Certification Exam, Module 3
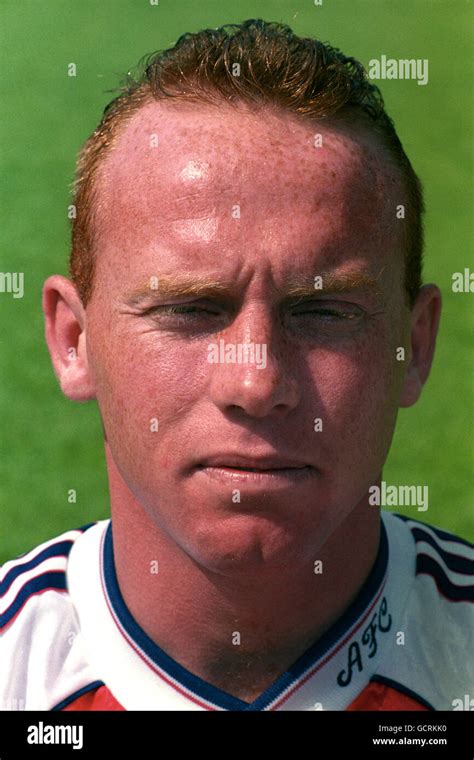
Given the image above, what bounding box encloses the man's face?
[84,102,410,572]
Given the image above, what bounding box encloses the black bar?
[0,710,471,758]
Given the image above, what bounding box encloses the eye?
[144,302,224,326]
[291,301,364,320]
[154,305,217,316]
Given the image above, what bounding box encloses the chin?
[182,513,318,576]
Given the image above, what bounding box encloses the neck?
[107,449,381,703]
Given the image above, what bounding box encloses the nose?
[207,305,301,418]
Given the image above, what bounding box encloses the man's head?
[44,20,441,574]
[69,19,424,308]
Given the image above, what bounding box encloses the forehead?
[94,101,403,284]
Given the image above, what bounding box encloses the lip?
[193,452,315,489]
[196,464,315,487]
[197,453,310,470]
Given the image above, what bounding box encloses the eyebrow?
[124,271,382,306]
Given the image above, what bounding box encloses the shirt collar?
[98,515,397,710]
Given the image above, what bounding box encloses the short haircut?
[69,18,424,307]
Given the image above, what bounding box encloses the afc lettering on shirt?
[337,597,392,687]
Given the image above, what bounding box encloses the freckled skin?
[43,101,441,699]
[89,103,408,564]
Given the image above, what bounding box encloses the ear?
[42,275,96,401]
[399,284,442,408]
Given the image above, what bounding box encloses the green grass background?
[0,0,472,561]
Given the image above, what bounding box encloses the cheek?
[88,329,208,453]
[309,330,405,455]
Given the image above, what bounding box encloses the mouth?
[198,464,309,473]
[194,461,315,487]
[196,453,311,470]
[219,466,298,473]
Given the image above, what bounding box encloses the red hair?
[70,19,424,306]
